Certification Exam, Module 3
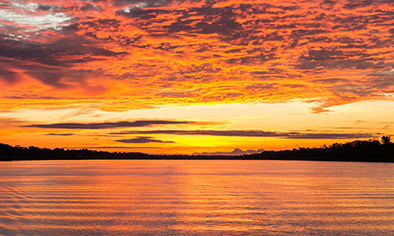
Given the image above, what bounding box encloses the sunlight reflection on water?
[0,160,393,235]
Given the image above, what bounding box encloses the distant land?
[0,136,393,162]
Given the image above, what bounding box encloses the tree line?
[250,136,393,162]
[0,144,148,161]
[0,136,393,162]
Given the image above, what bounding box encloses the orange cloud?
[0,0,393,114]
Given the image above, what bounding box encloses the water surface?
[0,160,393,235]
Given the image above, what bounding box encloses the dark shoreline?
[1,137,393,162]
[2,157,394,163]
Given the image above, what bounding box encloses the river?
[0,160,393,235]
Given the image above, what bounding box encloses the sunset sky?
[0,0,393,154]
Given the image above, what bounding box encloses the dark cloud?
[368,69,394,78]
[367,77,394,90]
[116,136,175,143]
[0,68,19,84]
[0,42,124,90]
[0,35,129,89]
[66,146,161,149]
[0,38,127,67]
[27,71,69,89]
[3,95,59,99]
[286,133,375,139]
[113,0,176,7]
[0,58,102,90]
[226,51,275,65]
[36,4,58,11]
[117,5,244,39]
[296,49,389,70]
[313,78,347,84]
[117,8,173,20]
[322,0,337,6]
[80,4,102,11]
[366,69,394,91]
[46,133,75,136]
[26,120,196,129]
[110,130,375,139]
[343,0,393,9]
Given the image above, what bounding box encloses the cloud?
[116,136,175,143]
[0,4,71,32]
[110,130,375,139]
[0,0,393,112]
[194,148,265,156]
[80,4,102,12]
[0,37,127,90]
[46,133,74,136]
[65,146,161,149]
[0,38,126,67]
[296,48,389,71]
[343,0,393,9]
[25,120,196,129]
[3,95,59,100]
[0,117,26,126]
[0,68,19,84]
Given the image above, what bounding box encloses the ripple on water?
[0,160,393,235]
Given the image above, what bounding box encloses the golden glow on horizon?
[0,101,393,154]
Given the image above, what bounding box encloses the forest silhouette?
[0,136,393,162]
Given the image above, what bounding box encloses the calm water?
[0,160,393,235]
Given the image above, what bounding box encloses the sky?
[0,0,393,154]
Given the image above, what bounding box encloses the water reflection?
[0,160,393,235]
